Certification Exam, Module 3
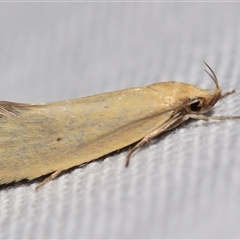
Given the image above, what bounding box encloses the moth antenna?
[203,61,222,102]
[203,61,220,90]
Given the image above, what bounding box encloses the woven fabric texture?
[0,3,240,238]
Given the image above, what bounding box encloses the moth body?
[0,63,239,188]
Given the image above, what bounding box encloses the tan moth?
[0,62,239,189]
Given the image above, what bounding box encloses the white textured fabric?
[1,3,240,238]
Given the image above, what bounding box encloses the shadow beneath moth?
[0,62,239,190]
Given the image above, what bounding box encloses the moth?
[0,62,239,189]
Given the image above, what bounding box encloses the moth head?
[184,62,222,114]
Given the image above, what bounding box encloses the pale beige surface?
[0,2,240,238]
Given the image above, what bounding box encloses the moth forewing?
[0,87,175,185]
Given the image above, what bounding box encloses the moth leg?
[188,114,240,121]
[125,115,185,167]
[36,170,62,191]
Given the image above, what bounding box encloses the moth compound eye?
[190,100,202,112]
